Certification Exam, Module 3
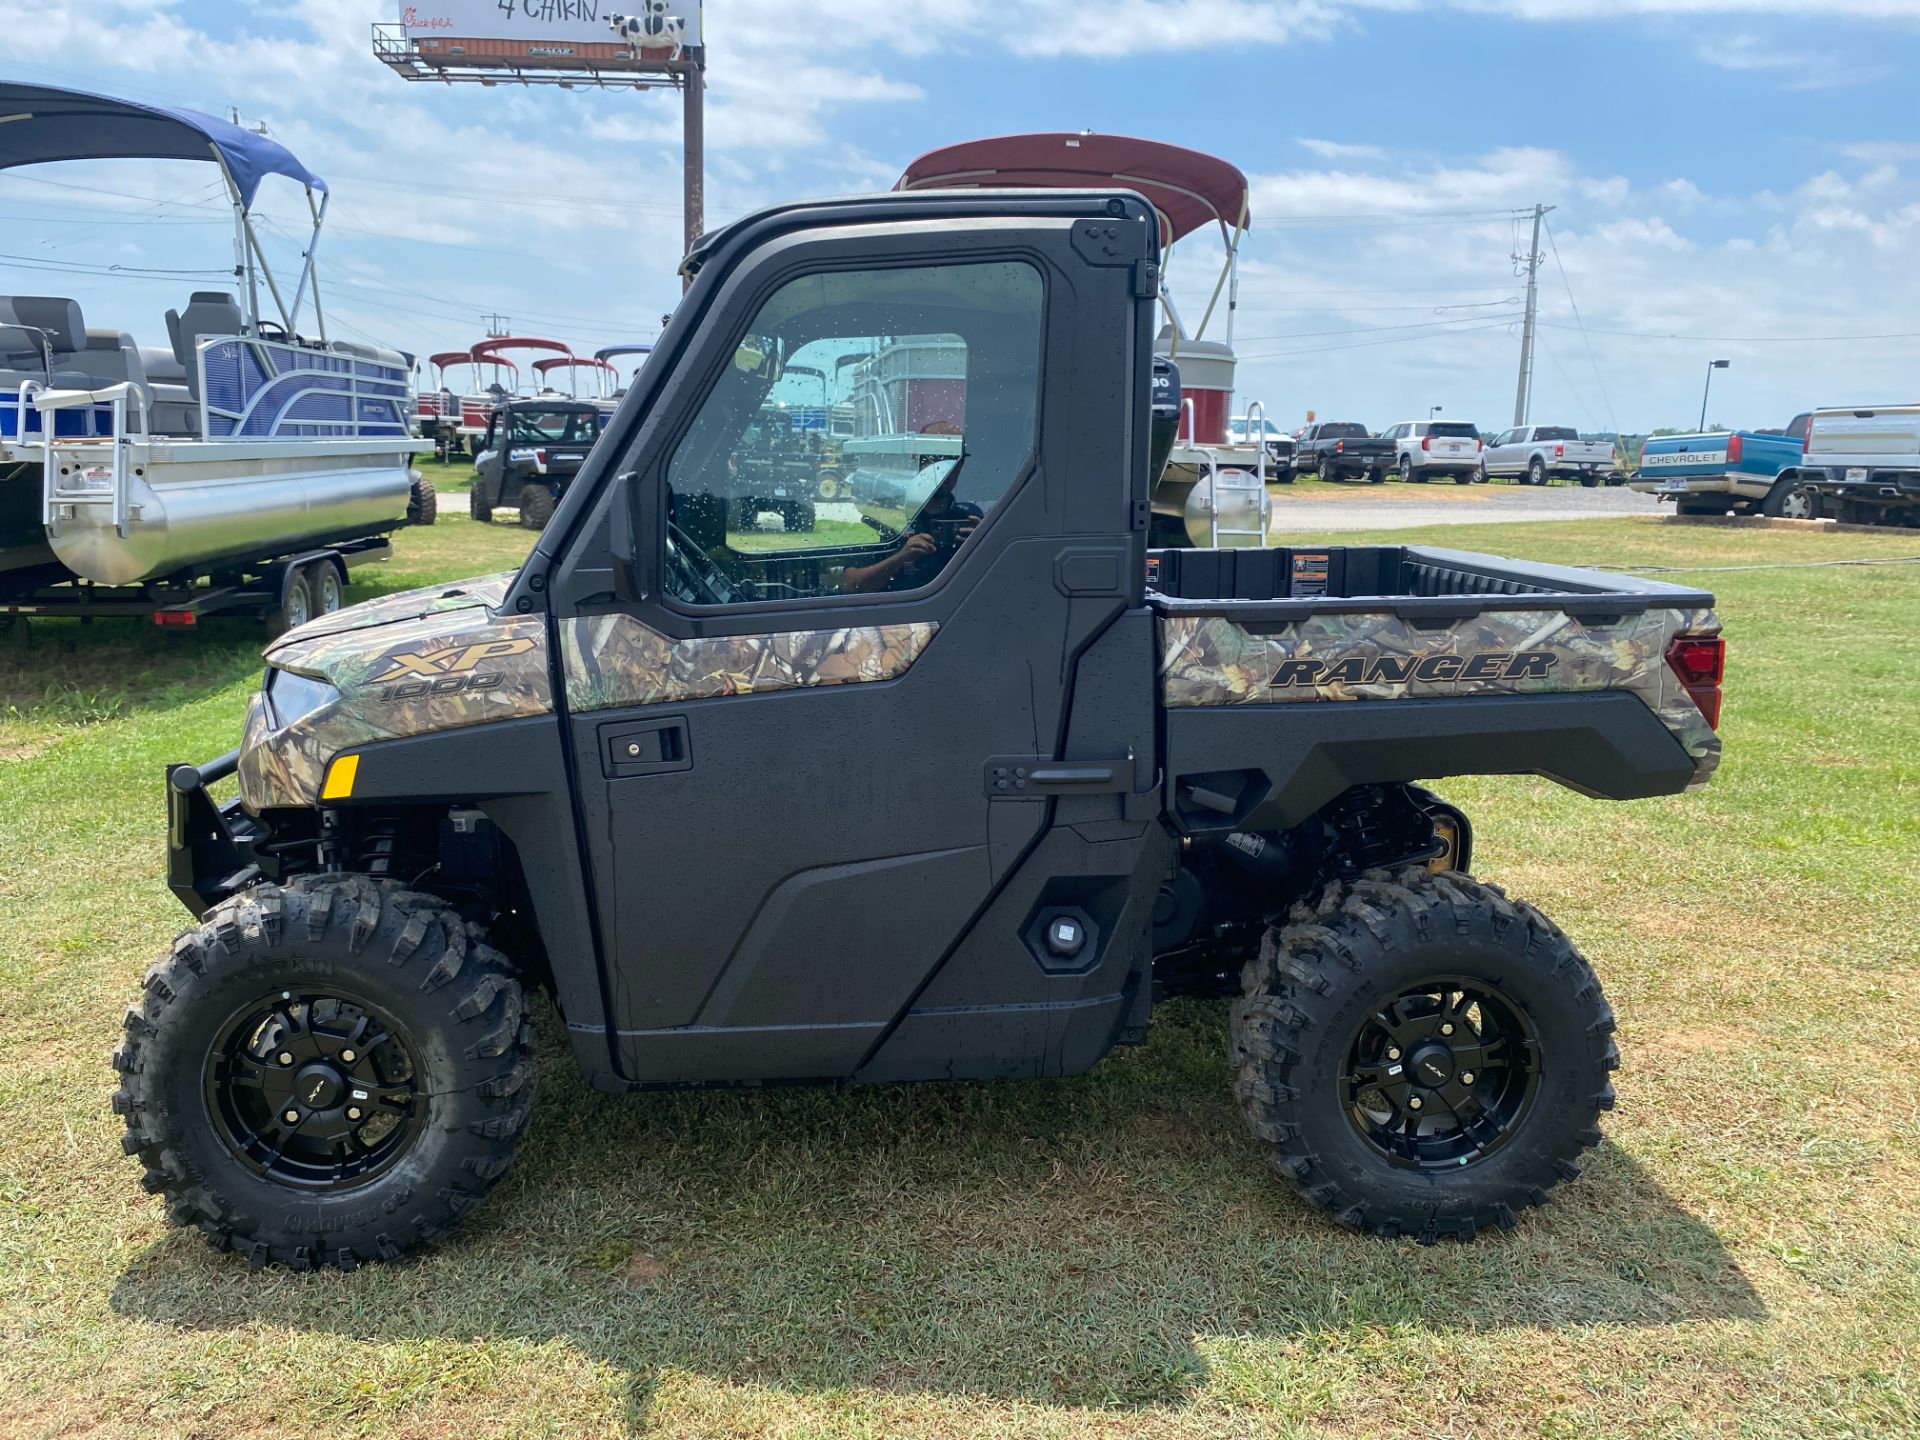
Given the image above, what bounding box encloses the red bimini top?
[896,132,1249,247]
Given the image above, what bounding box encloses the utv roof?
[500,396,600,411]
[0,81,325,206]
[897,133,1250,246]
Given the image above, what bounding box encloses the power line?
[1235,311,1525,344]
[1542,219,1617,434]
[1239,319,1521,360]
[1537,320,1920,343]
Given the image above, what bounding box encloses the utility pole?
[1512,203,1554,428]
[484,312,509,339]
[682,55,705,268]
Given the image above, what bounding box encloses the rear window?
[1323,423,1369,439]
[1431,422,1480,439]
[510,409,601,444]
[1535,426,1579,441]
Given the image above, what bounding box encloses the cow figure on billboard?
[610,3,687,60]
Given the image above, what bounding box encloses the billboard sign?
[399,1,702,53]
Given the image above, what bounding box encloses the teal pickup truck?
[1630,415,1814,516]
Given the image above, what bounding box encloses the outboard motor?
[1148,356,1181,487]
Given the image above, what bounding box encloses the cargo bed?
[1147,545,1726,823]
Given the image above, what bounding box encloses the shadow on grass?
[110,1002,1764,1424]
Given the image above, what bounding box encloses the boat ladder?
[29,381,136,540]
[1188,397,1270,548]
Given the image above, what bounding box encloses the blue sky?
[6,0,1920,433]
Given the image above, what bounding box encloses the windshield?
[510,409,600,444]
[1431,422,1480,439]
[1535,426,1579,441]
[1323,423,1369,439]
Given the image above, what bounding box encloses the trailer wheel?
[407,476,438,527]
[311,561,345,616]
[114,877,536,1271]
[518,484,556,531]
[265,568,313,639]
[1232,867,1617,1242]
[469,486,494,524]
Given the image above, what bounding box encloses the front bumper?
[166,750,263,918]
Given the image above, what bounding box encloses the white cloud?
[1298,138,1390,161]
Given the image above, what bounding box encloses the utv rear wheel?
[518,484,556,530]
[1231,868,1617,1242]
[113,878,536,1271]
[469,485,493,523]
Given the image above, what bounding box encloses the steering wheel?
[663,523,736,605]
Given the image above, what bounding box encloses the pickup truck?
[1776,404,1920,526]
[127,184,1726,1271]
[1294,421,1391,482]
[1629,416,1810,515]
[1484,425,1619,486]
[1382,419,1483,483]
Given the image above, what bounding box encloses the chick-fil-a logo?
[401,7,456,28]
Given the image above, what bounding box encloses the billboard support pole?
[682,51,705,289]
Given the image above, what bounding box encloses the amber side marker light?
[1666,635,1726,730]
[320,754,360,801]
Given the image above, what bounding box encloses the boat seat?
[139,346,188,384]
[0,295,87,364]
[165,291,245,401]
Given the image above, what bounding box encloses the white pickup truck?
[1776,404,1920,526]
[1483,425,1619,486]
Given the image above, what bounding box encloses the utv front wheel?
[114,878,536,1270]
[1232,868,1617,1241]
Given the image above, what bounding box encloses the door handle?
[601,716,692,778]
[984,755,1131,797]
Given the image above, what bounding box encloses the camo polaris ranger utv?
[123,189,1726,1270]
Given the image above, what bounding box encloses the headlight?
[265,668,341,728]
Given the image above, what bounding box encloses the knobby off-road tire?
[114,877,536,1271]
[518,484,557,531]
[1231,867,1618,1242]
[407,476,438,527]
[469,484,494,523]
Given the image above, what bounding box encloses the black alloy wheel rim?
[1341,976,1541,1170]
[204,990,426,1190]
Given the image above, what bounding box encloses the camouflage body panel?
[562,614,937,712]
[240,602,552,811]
[263,572,516,659]
[238,569,938,809]
[1159,603,1723,789]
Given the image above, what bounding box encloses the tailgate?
[1809,407,1920,464]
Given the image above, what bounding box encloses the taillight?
[1555,443,1565,458]
[535,448,548,467]
[1422,435,1433,451]
[1726,434,1744,464]
[1476,436,1484,452]
[1666,634,1726,730]
[1336,439,1345,453]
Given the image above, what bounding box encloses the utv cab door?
[544,201,1167,1087]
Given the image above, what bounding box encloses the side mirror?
[609,472,642,604]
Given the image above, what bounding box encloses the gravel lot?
[1271,481,1663,533]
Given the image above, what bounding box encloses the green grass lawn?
[2,515,1917,1438]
